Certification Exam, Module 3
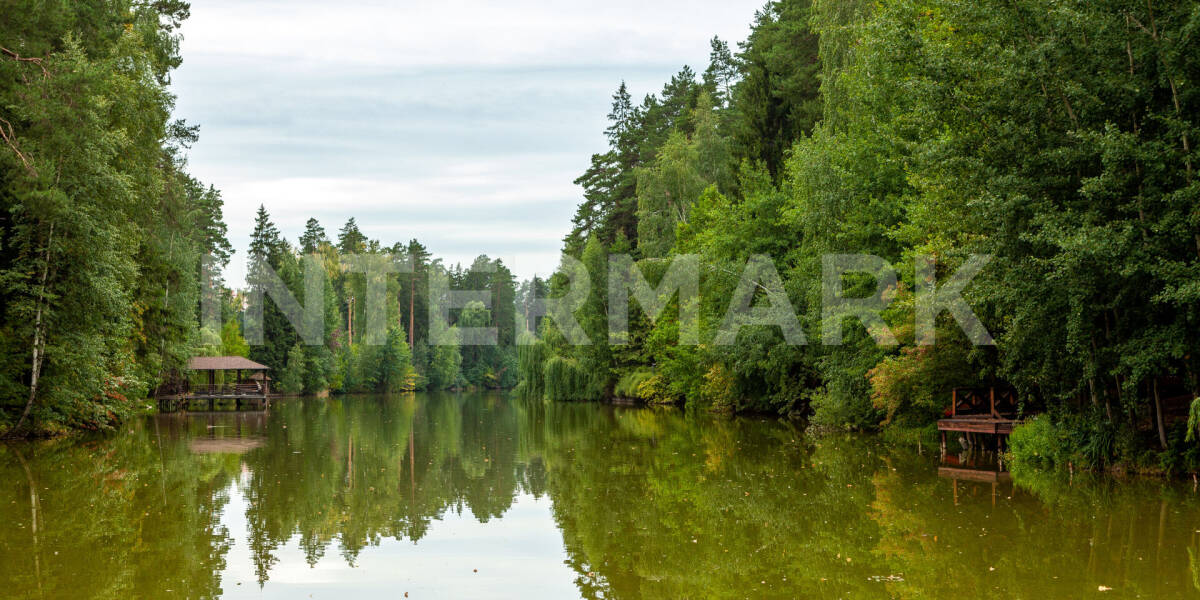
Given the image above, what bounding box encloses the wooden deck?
[158,392,270,412]
[159,356,273,412]
[937,417,1017,435]
[938,386,1020,454]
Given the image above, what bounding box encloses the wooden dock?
[158,392,269,412]
[938,386,1019,454]
[158,356,272,412]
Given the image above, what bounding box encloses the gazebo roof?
[187,356,270,371]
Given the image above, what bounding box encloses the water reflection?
[2,393,1200,598]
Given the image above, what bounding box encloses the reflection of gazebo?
[182,356,271,408]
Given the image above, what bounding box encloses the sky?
[171,0,765,287]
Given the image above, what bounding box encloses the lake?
[2,393,1198,598]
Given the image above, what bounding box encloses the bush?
[613,369,655,400]
[543,356,591,402]
[1008,415,1066,468]
[810,378,882,431]
[516,333,549,398]
[1008,410,1123,471]
[699,363,737,412]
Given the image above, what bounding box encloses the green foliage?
[1187,397,1200,443]
[543,356,591,402]
[302,345,332,395]
[1009,411,1131,472]
[516,332,550,399]
[278,344,306,396]
[0,2,234,434]
[220,319,250,358]
[730,0,822,178]
[1007,416,1067,469]
[523,0,1200,474]
[427,326,462,391]
[613,369,658,400]
[377,325,416,393]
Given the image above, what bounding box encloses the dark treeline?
[222,208,521,397]
[517,0,1200,472]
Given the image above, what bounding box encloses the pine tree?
[731,0,821,178]
[299,218,328,254]
[703,37,738,107]
[378,325,416,393]
[246,206,298,372]
[279,343,306,395]
[337,217,367,255]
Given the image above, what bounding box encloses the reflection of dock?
[939,454,1012,505]
[938,465,1012,483]
[189,437,265,454]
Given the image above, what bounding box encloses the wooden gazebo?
[159,356,271,411]
[938,386,1018,454]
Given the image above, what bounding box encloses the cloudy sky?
[171,0,764,286]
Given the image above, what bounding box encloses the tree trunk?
[4,222,53,439]
[1153,378,1167,449]
[11,445,43,594]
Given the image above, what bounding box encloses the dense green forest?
[517,0,1200,472]
[0,2,521,437]
[0,2,231,435]
[2,0,1199,475]
[224,208,522,398]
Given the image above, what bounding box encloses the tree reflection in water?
[2,393,1200,599]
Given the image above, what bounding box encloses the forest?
[0,2,229,436]
[221,208,525,399]
[0,2,524,437]
[516,0,1200,473]
[1,0,1199,475]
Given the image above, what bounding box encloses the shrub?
[1008,415,1066,468]
[1009,410,1123,471]
[614,369,655,400]
[543,356,590,402]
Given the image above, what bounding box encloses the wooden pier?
[158,356,272,412]
[938,386,1018,454]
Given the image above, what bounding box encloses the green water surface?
[2,393,1198,598]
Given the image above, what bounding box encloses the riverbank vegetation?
[0,3,520,437]
[1,0,1198,478]
[516,0,1200,473]
[0,2,232,436]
